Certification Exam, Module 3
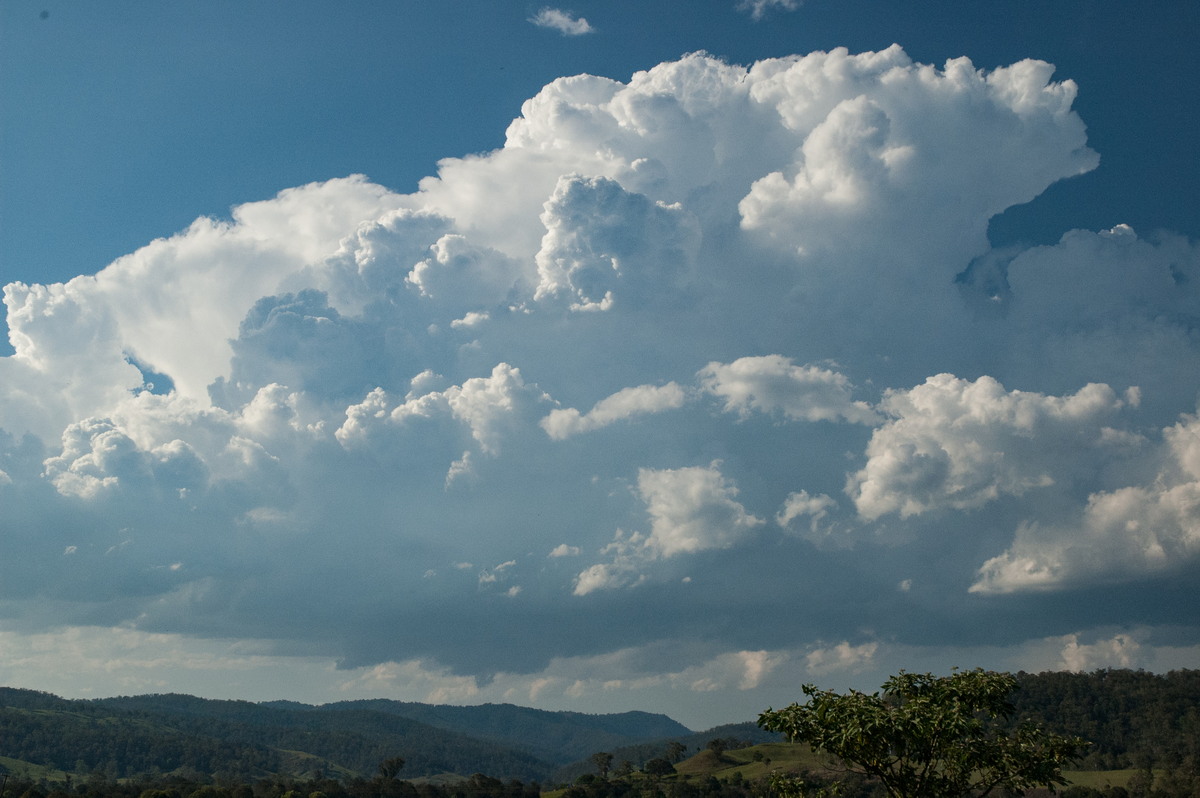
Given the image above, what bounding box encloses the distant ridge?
[275,699,694,764]
[4,671,1200,785]
[0,687,700,782]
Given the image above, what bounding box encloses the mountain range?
[3,669,1196,786]
[0,687,768,783]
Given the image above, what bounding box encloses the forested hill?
[0,688,693,783]
[260,699,692,765]
[1,669,1198,784]
[1012,668,1200,769]
[0,687,552,781]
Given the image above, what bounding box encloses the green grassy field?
[0,754,72,782]
[674,742,834,780]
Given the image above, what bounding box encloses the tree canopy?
[758,669,1087,798]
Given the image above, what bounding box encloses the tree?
[666,742,688,764]
[706,739,728,758]
[758,669,1087,798]
[377,757,405,781]
[590,752,613,780]
[643,758,675,778]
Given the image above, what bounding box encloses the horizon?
[1,0,1198,733]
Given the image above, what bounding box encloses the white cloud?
[340,659,483,705]
[1059,633,1143,671]
[337,363,549,456]
[739,50,1097,291]
[541,382,686,439]
[528,8,594,36]
[534,175,700,310]
[639,462,765,557]
[573,463,765,593]
[699,355,877,424]
[971,419,1200,594]
[849,375,1134,521]
[776,490,838,539]
[737,0,800,20]
[572,531,649,595]
[0,42,1195,718]
[804,641,879,676]
[407,234,528,313]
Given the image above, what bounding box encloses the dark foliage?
[0,689,549,781]
[278,701,692,765]
[549,723,777,784]
[2,669,1199,796]
[1011,669,1200,770]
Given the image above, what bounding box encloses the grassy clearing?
[548,743,1144,795]
[675,743,835,781]
[1062,769,1140,789]
[0,755,72,782]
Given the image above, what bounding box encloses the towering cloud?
[1,46,1196,717]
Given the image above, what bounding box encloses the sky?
[0,0,1199,732]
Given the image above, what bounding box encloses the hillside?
[1,669,1197,790]
[267,699,693,765]
[548,721,781,784]
[0,688,692,783]
[1011,669,1200,769]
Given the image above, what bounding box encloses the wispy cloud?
[529,7,594,36]
[737,0,801,21]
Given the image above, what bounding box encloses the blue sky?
[0,0,1199,731]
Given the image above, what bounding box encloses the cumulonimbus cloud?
[0,44,1195,703]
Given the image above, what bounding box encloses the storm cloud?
[1,46,1198,727]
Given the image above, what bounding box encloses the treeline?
[0,689,551,781]
[291,702,689,766]
[549,727,777,784]
[1012,669,1200,770]
[2,669,1198,796]
[0,773,541,798]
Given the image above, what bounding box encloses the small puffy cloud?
[849,375,1133,521]
[804,640,878,676]
[573,562,627,596]
[699,355,877,424]
[971,410,1200,594]
[776,490,838,539]
[479,560,517,585]
[446,364,550,454]
[1059,633,1143,672]
[541,382,686,439]
[639,462,765,557]
[572,531,649,595]
[528,7,594,36]
[338,659,482,705]
[574,463,764,594]
[684,649,786,692]
[450,312,489,329]
[337,363,549,456]
[549,544,580,558]
[737,0,800,20]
